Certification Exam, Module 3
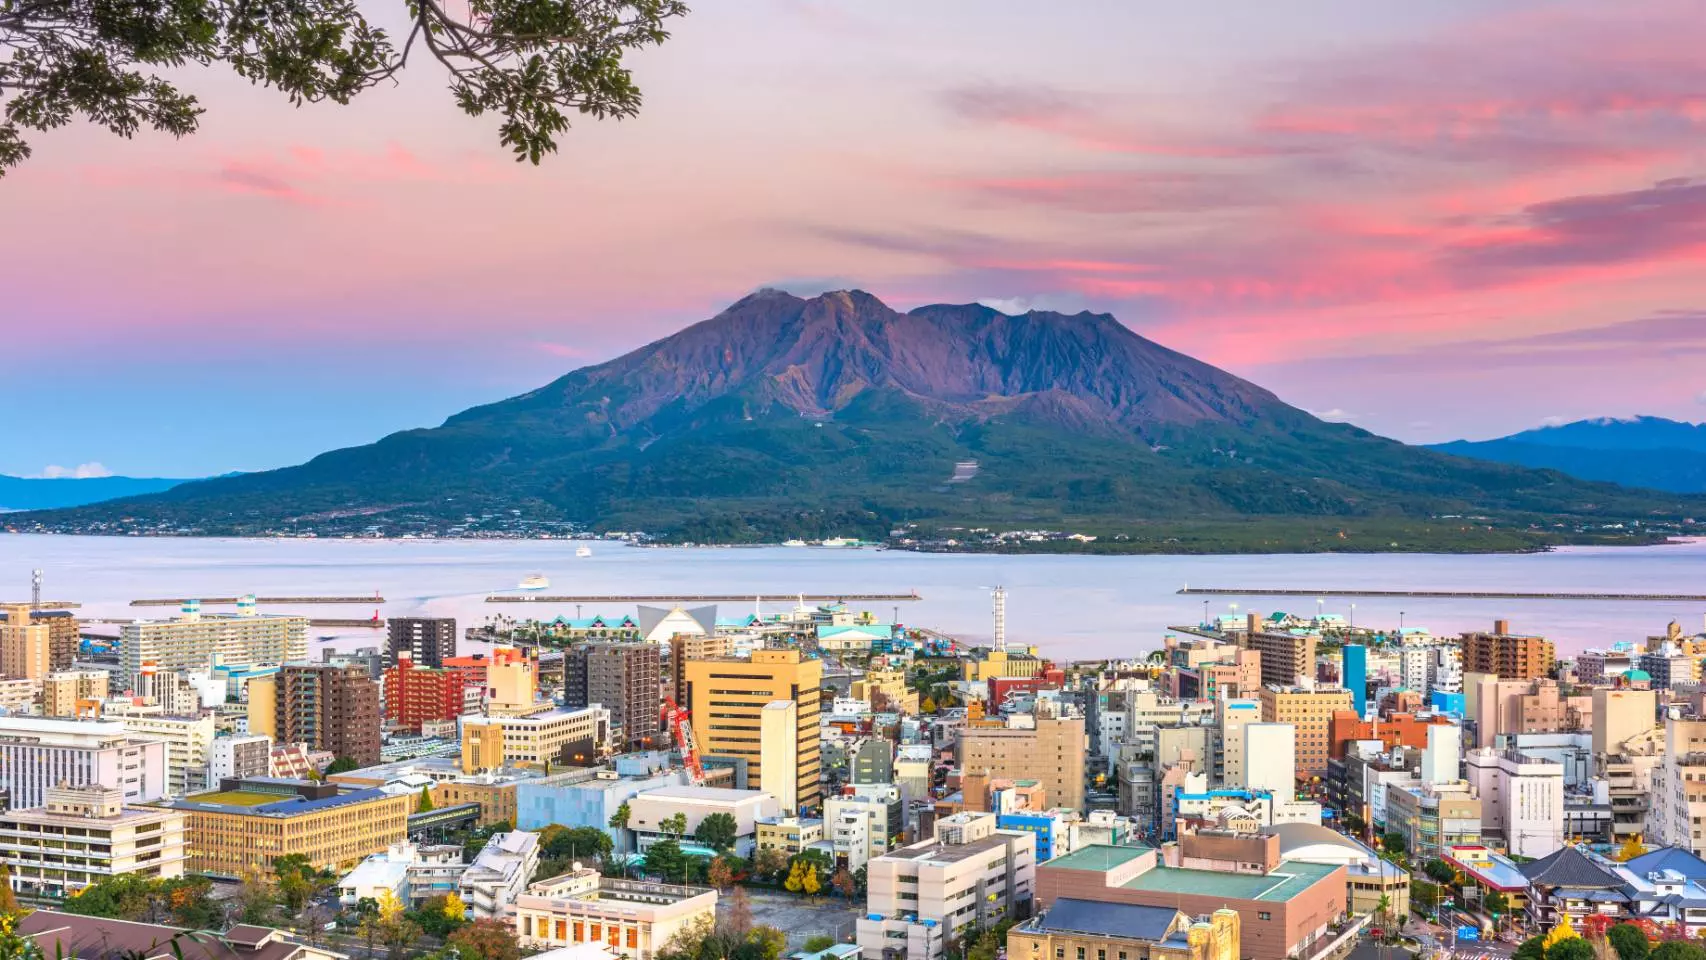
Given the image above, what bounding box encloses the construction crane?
[660,696,705,786]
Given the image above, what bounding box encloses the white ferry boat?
[576,546,593,558]
[518,574,551,590]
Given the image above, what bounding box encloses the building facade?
[1259,688,1355,779]
[565,641,661,752]
[387,618,457,668]
[1461,621,1556,680]
[0,717,167,809]
[0,784,187,897]
[119,601,308,689]
[958,716,1086,811]
[162,776,411,877]
[857,813,1038,960]
[384,657,470,733]
[275,663,382,767]
[685,649,823,811]
[513,870,718,960]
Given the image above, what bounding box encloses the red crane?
[661,696,705,786]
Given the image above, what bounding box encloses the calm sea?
[4,534,1705,660]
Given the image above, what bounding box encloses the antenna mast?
[992,586,1007,653]
[31,569,42,608]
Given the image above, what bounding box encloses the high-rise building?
[1650,714,1706,856]
[0,603,50,680]
[666,634,733,705]
[42,670,109,717]
[387,617,456,668]
[1342,645,1368,718]
[565,642,661,751]
[1465,747,1565,858]
[0,609,82,673]
[760,701,799,812]
[1244,723,1298,797]
[1461,620,1555,680]
[1592,688,1656,757]
[957,715,1086,811]
[384,655,472,733]
[1259,687,1355,778]
[684,648,823,810]
[275,663,382,767]
[0,717,167,808]
[119,600,307,689]
[1215,697,1260,788]
[107,709,216,796]
[857,812,1037,960]
[486,646,544,717]
[1237,616,1317,688]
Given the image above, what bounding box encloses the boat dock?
[129,596,384,606]
[1177,587,1706,602]
[488,591,923,603]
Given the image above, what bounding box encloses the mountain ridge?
[1430,415,1706,493]
[12,291,1700,551]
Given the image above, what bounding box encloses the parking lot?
[724,887,865,950]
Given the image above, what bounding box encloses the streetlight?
[1349,603,1356,631]
[1202,600,1210,628]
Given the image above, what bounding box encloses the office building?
[958,715,1086,811]
[626,786,780,857]
[0,603,50,680]
[1651,715,1706,855]
[666,633,732,705]
[760,700,800,812]
[0,608,83,673]
[1217,698,1259,788]
[42,670,109,717]
[485,646,547,717]
[114,711,217,796]
[684,649,823,810]
[161,776,411,877]
[1035,844,1343,960]
[857,812,1038,960]
[461,705,610,773]
[275,663,382,767]
[119,600,308,689]
[513,868,718,960]
[459,830,540,919]
[1465,747,1565,858]
[1593,688,1656,756]
[0,784,188,897]
[1236,618,1317,688]
[1008,902,1240,960]
[1461,620,1555,680]
[387,617,456,668]
[0,716,167,808]
[208,734,272,781]
[1259,687,1354,778]
[384,656,472,733]
[825,792,890,870]
[565,641,660,752]
[1342,645,1367,718]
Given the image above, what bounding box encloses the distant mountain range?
[12,291,1701,551]
[0,475,189,511]
[1430,417,1706,493]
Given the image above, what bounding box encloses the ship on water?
[576,546,592,558]
[518,574,550,590]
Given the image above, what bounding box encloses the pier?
[129,596,384,606]
[487,591,923,603]
[1178,587,1706,602]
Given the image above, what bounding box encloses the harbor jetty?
[487,591,923,603]
[1178,587,1706,602]
[129,596,384,606]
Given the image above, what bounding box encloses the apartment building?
[0,716,167,808]
[1385,779,1482,860]
[0,603,51,680]
[1465,748,1565,858]
[513,868,718,960]
[274,663,382,767]
[42,670,109,717]
[825,793,890,870]
[0,784,188,897]
[459,830,539,919]
[857,812,1038,960]
[387,617,456,668]
[1461,620,1555,680]
[755,816,824,856]
[209,734,273,781]
[384,656,472,733]
[958,715,1086,811]
[460,705,611,773]
[1235,619,1317,689]
[1650,714,1706,855]
[565,641,661,752]
[1259,687,1354,778]
[685,649,823,810]
[666,633,732,704]
[0,608,82,672]
[108,709,216,796]
[119,600,308,689]
[161,776,410,877]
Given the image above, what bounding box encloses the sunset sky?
[6,0,1706,478]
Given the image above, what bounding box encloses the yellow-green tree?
[783,862,805,894]
[443,893,468,922]
[1615,835,1649,862]
[802,865,821,899]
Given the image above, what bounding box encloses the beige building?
[1593,688,1657,755]
[1259,687,1355,778]
[852,668,918,714]
[667,633,732,704]
[1236,618,1317,688]
[119,601,307,689]
[1651,715,1706,855]
[755,816,823,855]
[106,708,217,796]
[512,868,718,960]
[461,705,611,773]
[246,674,278,738]
[162,776,410,877]
[0,678,40,714]
[962,649,1045,682]
[759,700,799,812]
[857,812,1038,960]
[0,784,187,897]
[685,648,823,810]
[1009,903,1239,960]
[43,671,109,717]
[0,604,51,681]
[959,715,1088,811]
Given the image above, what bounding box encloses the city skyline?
[7,0,1706,476]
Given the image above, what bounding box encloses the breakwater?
[129,596,384,606]
[487,591,923,603]
[1178,587,1706,602]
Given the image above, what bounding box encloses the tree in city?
[1381,832,1407,858]
[694,813,738,853]
[831,867,856,900]
[1648,943,1706,960]
[0,913,41,960]
[447,918,522,960]
[1615,836,1650,862]
[409,894,467,939]
[0,868,17,918]
[1550,939,1598,960]
[1343,813,1367,836]
[657,915,715,960]
[753,847,788,882]
[720,886,753,940]
[1423,860,1455,885]
[967,929,1002,960]
[1608,925,1650,960]
[802,935,836,953]
[418,786,436,814]
[609,802,631,831]
[274,854,323,913]
[741,926,787,960]
[237,871,279,925]
[1373,894,1392,940]
[919,696,938,715]
[1515,937,1547,960]
[661,813,689,839]
[783,861,805,894]
[707,855,739,892]
[801,864,821,901]
[0,0,689,176]
[645,838,688,884]
[1485,891,1510,917]
[326,757,360,775]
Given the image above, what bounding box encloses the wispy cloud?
[35,462,113,479]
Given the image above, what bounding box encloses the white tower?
[31,569,41,608]
[992,586,1007,652]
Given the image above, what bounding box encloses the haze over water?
[5,535,1705,660]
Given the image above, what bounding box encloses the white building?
[1421,722,1461,786]
[459,830,540,918]
[338,841,468,907]
[108,709,217,796]
[1400,646,1463,699]
[0,784,187,897]
[1216,698,1259,788]
[824,794,888,871]
[626,786,780,857]
[1466,747,1565,859]
[760,701,799,814]
[1647,715,1706,855]
[1244,722,1297,795]
[208,734,272,782]
[513,867,717,960]
[119,600,307,690]
[0,716,167,808]
[856,813,1036,960]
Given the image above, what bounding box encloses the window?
[1258,912,1271,921]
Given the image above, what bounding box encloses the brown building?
[566,641,661,752]
[957,715,1086,811]
[1461,620,1555,680]
[275,663,381,767]
[1237,616,1317,688]
[1008,902,1240,960]
[668,633,732,705]
[0,603,51,681]
[1259,687,1354,778]
[387,617,456,667]
[1036,844,1344,960]
[1329,710,1458,760]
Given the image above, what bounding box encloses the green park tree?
[1608,925,1650,960]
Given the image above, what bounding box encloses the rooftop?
[1118,860,1340,903]
[166,783,395,817]
[1025,900,1182,942]
[1044,844,1154,873]
[884,833,1019,865]
[634,786,770,803]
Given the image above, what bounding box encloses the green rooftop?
[1120,860,1340,903]
[1044,844,1154,873]
[182,790,278,807]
